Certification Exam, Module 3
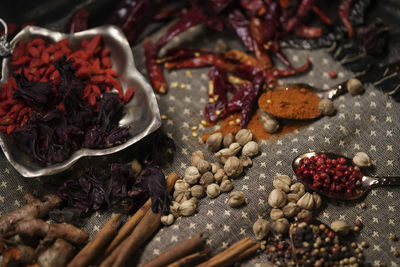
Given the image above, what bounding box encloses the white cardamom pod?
[235,129,253,146]
[224,156,243,177]
[273,178,290,193]
[297,192,314,210]
[214,169,227,183]
[197,159,211,174]
[290,182,305,197]
[282,202,299,218]
[206,132,223,152]
[352,152,371,167]
[211,162,222,173]
[312,192,322,210]
[180,200,197,216]
[252,218,270,240]
[174,180,190,191]
[223,133,234,148]
[184,166,201,184]
[242,141,259,157]
[190,185,205,198]
[287,193,300,202]
[228,191,246,207]
[220,179,233,192]
[296,209,312,220]
[270,209,284,221]
[272,218,289,234]
[161,214,174,226]
[191,151,204,167]
[331,220,350,236]
[169,201,181,218]
[206,183,221,198]
[267,189,287,208]
[228,142,242,155]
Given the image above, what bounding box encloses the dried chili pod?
[270,57,311,77]
[203,0,234,14]
[249,16,272,70]
[164,54,235,72]
[154,7,188,21]
[240,0,267,16]
[262,0,280,43]
[338,0,354,38]
[160,47,214,63]
[224,49,260,68]
[203,67,228,123]
[285,0,315,32]
[155,8,211,51]
[312,5,332,25]
[227,83,251,113]
[107,0,161,44]
[240,72,264,128]
[144,38,167,94]
[294,24,322,38]
[70,9,90,34]
[228,9,255,52]
[273,49,293,69]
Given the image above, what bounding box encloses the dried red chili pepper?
[273,49,293,69]
[159,47,214,64]
[227,83,250,114]
[338,0,354,38]
[240,0,267,16]
[164,54,235,72]
[228,9,256,52]
[204,67,228,123]
[123,87,135,104]
[294,24,322,38]
[70,9,90,33]
[285,0,315,32]
[154,7,188,20]
[107,0,161,44]
[144,38,167,94]
[270,57,311,77]
[240,72,264,128]
[203,0,234,14]
[312,6,332,25]
[223,50,261,68]
[155,8,214,51]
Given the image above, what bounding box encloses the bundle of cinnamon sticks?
[68,172,180,267]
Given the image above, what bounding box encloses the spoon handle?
[378,176,400,186]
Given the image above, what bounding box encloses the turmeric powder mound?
[202,112,312,141]
[258,88,321,120]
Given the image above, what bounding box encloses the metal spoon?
[292,151,400,201]
[264,62,400,120]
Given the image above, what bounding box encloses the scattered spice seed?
[180,83,186,89]
[171,82,179,88]
[185,70,192,76]
[192,132,198,137]
[360,202,366,209]
[329,70,337,78]
[394,250,399,257]
[161,115,167,120]
[191,126,198,130]
[390,234,398,241]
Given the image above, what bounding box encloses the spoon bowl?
[292,151,400,201]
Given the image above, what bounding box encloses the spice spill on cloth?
[258,88,321,120]
[202,113,310,142]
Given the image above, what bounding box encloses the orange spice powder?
[202,112,311,142]
[258,88,321,120]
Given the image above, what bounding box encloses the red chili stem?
[338,0,354,38]
[70,9,90,33]
[312,6,332,25]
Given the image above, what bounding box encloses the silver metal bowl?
[0,25,161,177]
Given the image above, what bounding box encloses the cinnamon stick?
[103,199,151,258]
[100,173,180,267]
[67,214,122,267]
[235,242,260,262]
[142,232,204,267]
[195,237,259,267]
[167,249,210,267]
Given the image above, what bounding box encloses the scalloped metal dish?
[0,25,161,177]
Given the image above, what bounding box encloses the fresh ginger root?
[37,238,73,267]
[1,244,36,267]
[0,193,61,234]
[15,219,89,245]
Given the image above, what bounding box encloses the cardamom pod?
[268,189,287,208]
[331,220,350,236]
[297,192,314,210]
[252,218,270,240]
[228,191,246,207]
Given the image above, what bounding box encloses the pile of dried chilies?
[0,35,135,164]
[134,0,357,128]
